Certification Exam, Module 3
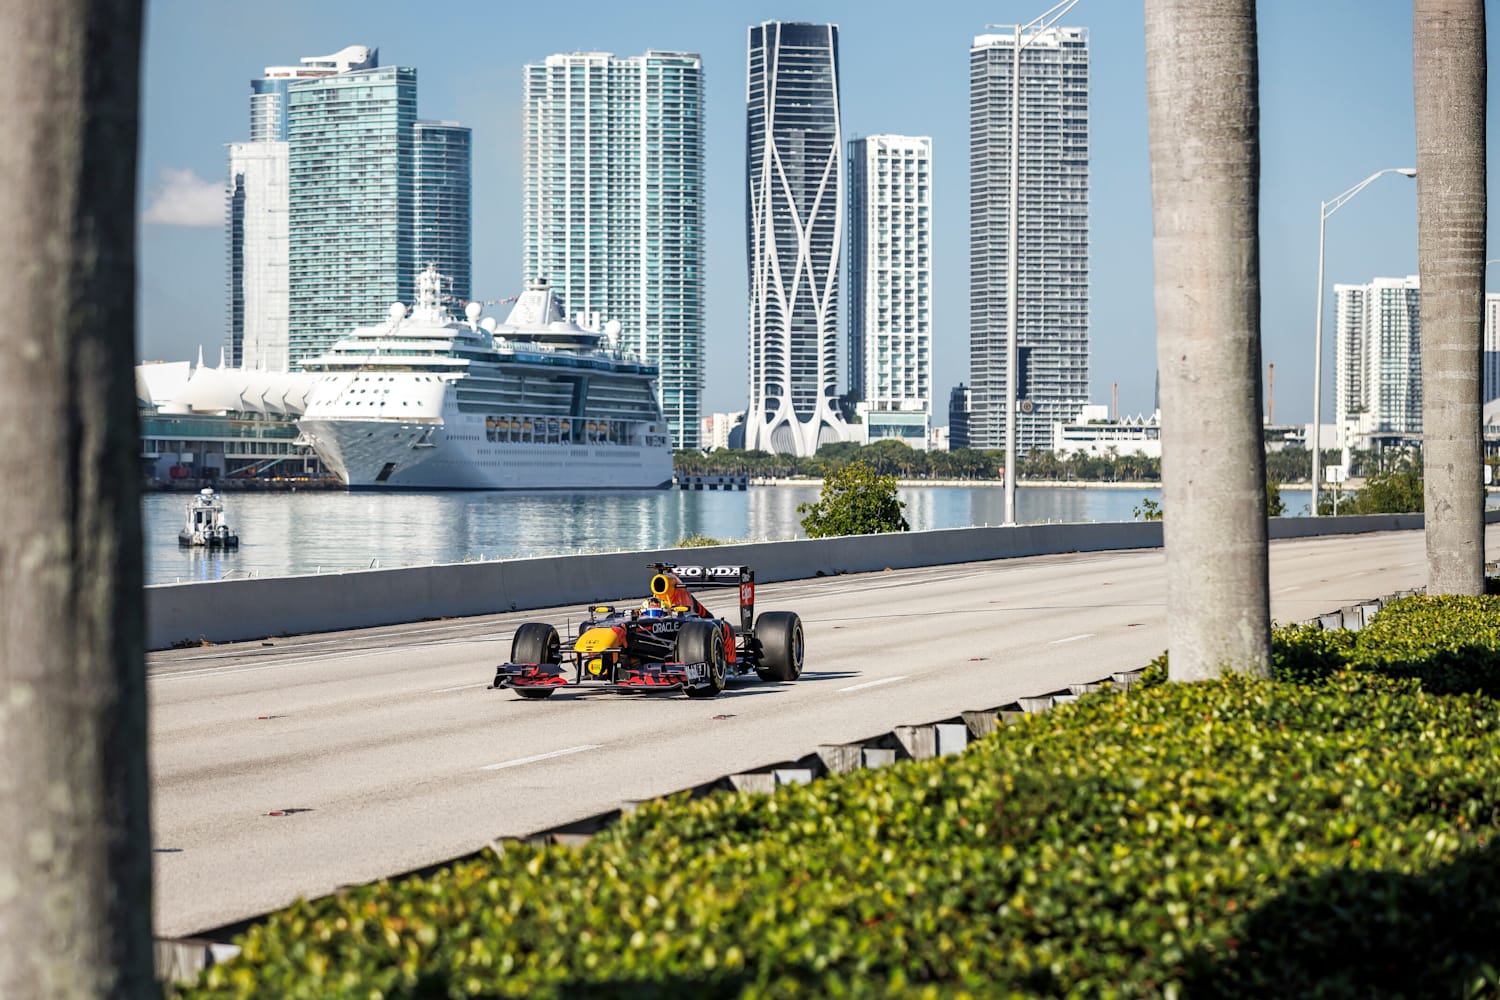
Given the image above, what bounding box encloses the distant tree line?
[673,440,1164,483]
[677,442,1500,500]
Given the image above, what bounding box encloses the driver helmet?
[641,597,666,619]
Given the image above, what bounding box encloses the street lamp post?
[995,0,1079,527]
[1310,167,1416,516]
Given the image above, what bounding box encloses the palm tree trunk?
[1415,0,1486,596]
[1144,0,1271,680]
[0,1,151,995]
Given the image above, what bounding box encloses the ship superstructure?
[296,266,672,489]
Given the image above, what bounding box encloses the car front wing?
[491,660,715,693]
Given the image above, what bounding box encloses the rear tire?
[511,623,560,700]
[676,620,726,698]
[753,611,804,682]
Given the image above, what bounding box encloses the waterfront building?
[848,134,933,450]
[1485,292,1500,403]
[226,141,289,369]
[1051,404,1161,459]
[948,383,971,450]
[743,21,850,457]
[137,360,325,483]
[968,25,1090,454]
[227,46,377,369]
[1334,276,1422,438]
[522,50,705,449]
[250,45,378,142]
[286,65,474,369]
[414,120,473,306]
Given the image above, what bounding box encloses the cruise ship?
[296,266,673,489]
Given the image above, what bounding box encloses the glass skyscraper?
[286,66,423,369]
[848,134,933,449]
[228,45,377,369]
[522,50,705,449]
[744,21,849,457]
[249,45,378,142]
[229,51,470,372]
[969,26,1090,454]
[414,120,473,306]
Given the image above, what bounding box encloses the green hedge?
[176,598,1500,999]
[1144,595,1500,694]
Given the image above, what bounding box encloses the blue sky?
[139,0,1497,425]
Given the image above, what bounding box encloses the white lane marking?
[432,683,489,693]
[150,655,365,682]
[839,676,907,692]
[1049,633,1095,645]
[481,745,603,771]
[153,621,514,665]
[152,640,512,683]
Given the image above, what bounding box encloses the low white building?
[1051,405,1162,458]
[137,356,323,481]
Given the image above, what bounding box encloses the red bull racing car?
[491,563,804,699]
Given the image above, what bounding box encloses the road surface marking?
[840,676,907,692]
[481,745,603,771]
[432,683,489,693]
[150,652,375,681]
[1275,585,1301,594]
[1049,633,1095,645]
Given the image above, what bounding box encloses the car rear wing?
[649,563,755,632]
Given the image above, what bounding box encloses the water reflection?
[143,485,1337,586]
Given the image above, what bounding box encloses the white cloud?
[142,168,224,227]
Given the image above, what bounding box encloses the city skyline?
[141,1,1486,428]
[522,49,705,449]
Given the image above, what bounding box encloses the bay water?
[145,484,1316,586]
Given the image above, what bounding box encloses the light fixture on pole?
[1309,167,1415,517]
[990,0,1080,527]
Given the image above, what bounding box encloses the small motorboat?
[179,487,239,549]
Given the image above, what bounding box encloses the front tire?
[676,620,726,698]
[753,611,804,682]
[511,623,560,700]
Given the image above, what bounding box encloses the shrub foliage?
[177,596,1500,998]
[796,460,909,538]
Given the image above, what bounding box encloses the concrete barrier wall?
[145,510,1500,650]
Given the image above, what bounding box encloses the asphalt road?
[148,528,1494,938]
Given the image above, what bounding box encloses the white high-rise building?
[522,50,705,449]
[1335,276,1422,436]
[968,26,1090,454]
[1484,292,1500,403]
[226,142,289,370]
[848,134,932,449]
[743,21,850,457]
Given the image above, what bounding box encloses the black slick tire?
[753,611,804,682]
[511,622,560,700]
[676,620,726,698]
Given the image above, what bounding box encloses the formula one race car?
[491,563,803,699]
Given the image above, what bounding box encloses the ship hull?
[298,414,672,490]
